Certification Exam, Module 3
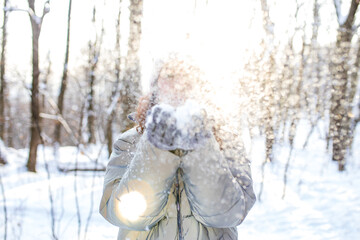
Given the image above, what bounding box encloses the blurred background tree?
[0,0,359,173]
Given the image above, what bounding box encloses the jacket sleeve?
[99,128,139,222]
[181,134,256,228]
[99,130,180,231]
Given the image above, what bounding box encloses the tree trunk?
[0,0,8,141]
[27,23,41,172]
[6,103,12,148]
[264,55,276,162]
[347,39,360,153]
[312,0,322,117]
[54,0,72,144]
[86,6,104,145]
[0,149,6,165]
[330,30,352,171]
[87,63,96,144]
[77,101,86,145]
[106,112,115,156]
[329,0,359,171]
[119,0,143,132]
[27,0,42,172]
[260,0,275,162]
[42,52,51,109]
[106,2,122,157]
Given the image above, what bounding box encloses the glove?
[146,105,179,150]
[145,102,210,151]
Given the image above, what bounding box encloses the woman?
[99,58,256,240]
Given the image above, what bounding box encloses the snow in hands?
[145,100,211,151]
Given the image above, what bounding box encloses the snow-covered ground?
[0,120,359,240]
[239,120,360,240]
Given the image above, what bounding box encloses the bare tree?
[291,0,321,148]
[119,0,143,132]
[348,38,360,153]
[259,0,276,163]
[86,7,104,144]
[41,51,51,109]
[26,0,50,172]
[0,0,9,142]
[0,167,7,240]
[330,0,359,171]
[106,1,122,156]
[282,0,309,199]
[257,0,277,201]
[54,0,72,144]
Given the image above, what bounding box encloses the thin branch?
[40,1,50,22]
[294,0,304,20]
[74,148,81,240]
[26,79,57,239]
[260,0,275,37]
[38,89,94,159]
[55,187,65,236]
[0,169,7,240]
[257,157,269,202]
[58,167,105,173]
[7,0,50,26]
[83,144,105,240]
[343,0,360,29]
[282,147,293,199]
[333,0,343,25]
[38,79,108,240]
[7,6,37,21]
[4,7,30,14]
[40,113,74,140]
[36,124,58,239]
[303,116,321,149]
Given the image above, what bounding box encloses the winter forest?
[0,0,359,239]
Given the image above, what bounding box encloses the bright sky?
[2,0,340,100]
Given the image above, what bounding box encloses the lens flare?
[118,191,147,221]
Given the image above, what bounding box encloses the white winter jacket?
[99,127,256,240]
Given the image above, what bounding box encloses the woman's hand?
[145,102,210,151]
[146,105,179,150]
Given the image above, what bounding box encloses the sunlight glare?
[117,191,147,222]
